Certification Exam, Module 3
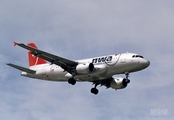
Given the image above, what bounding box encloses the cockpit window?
[132,55,144,58]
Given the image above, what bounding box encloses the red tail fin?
[27,43,47,67]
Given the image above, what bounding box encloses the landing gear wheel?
[123,72,130,87]
[68,78,76,85]
[125,72,130,82]
[91,88,99,95]
[126,79,130,83]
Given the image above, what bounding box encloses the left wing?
[14,42,78,74]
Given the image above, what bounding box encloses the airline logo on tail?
[14,42,47,67]
[27,43,47,66]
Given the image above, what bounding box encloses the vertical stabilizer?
[27,43,47,66]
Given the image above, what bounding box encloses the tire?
[91,88,99,95]
[68,78,76,85]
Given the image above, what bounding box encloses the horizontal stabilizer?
[7,63,36,74]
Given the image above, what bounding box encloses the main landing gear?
[68,78,99,95]
[68,78,76,85]
[91,82,99,95]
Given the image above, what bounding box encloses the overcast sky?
[1,0,174,120]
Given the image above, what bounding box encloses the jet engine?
[76,63,94,74]
[110,77,130,89]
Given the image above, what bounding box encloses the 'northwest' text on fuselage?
[92,56,112,64]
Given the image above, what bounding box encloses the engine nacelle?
[76,63,94,74]
[92,64,107,75]
[110,77,130,89]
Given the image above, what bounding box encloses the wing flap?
[7,63,36,74]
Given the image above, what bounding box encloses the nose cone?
[141,59,150,68]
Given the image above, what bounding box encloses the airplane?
[7,42,150,95]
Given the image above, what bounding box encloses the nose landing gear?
[125,72,130,83]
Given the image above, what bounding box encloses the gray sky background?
[0,0,174,120]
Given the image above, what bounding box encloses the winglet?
[14,41,18,46]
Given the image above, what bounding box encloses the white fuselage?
[21,53,150,82]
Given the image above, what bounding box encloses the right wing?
[92,77,113,88]
[14,42,78,74]
[7,63,36,74]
